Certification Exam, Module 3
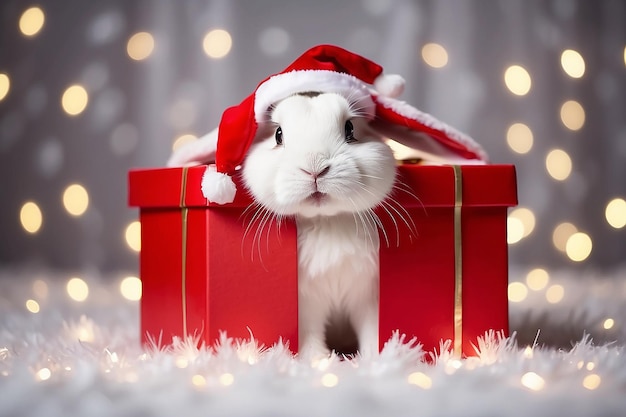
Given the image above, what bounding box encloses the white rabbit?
[242,92,397,358]
[166,44,487,358]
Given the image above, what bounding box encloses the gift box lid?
[128,164,517,208]
[128,166,251,208]
[393,164,517,208]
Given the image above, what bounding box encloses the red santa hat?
[182,44,488,204]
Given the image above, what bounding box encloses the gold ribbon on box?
[452,165,463,358]
[179,167,189,338]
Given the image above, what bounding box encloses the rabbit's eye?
[275,126,283,146]
[345,120,357,143]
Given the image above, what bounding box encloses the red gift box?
[378,164,517,357]
[128,164,517,357]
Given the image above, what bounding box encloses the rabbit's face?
[242,93,396,218]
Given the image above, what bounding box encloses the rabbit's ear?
[370,96,488,164]
[167,129,218,167]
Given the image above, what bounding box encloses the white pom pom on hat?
[201,165,237,205]
[175,44,488,204]
[374,73,405,98]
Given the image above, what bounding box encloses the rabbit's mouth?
[306,191,328,205]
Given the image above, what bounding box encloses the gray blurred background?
[0,0,625,277]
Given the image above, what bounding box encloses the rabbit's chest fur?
[296,215,379,297]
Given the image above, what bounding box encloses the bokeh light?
[0,73,10,101]
[545,149,572,181]
[312,357,331,371]
[175,357,189,369]
[506,123,533,154]
[66,277,89,302]
[509,207,536,238]
[521,372,545,391]
[407,372,432,389]
[125,221,141,252]
[552,222,577,252]
[127,32,155,61]
[504,65,531,96]
[19,6,45,37]
[219,373,235,386]
[508,282,528,302]
[172,134,198,152]
[192,374,206,387]
[120,276,142,301]
[582,374,601,390]
[546,284,565,303]
[321,372,339,388]
[605,198,626,229]
[603,318,615,330]
[62,184,89,216]
[20,201,43,234]
[560,100,585,131]
[35,367,51,381]
[25,299,40,313]
[560,49,585,78]
[421,43,448,68]
[526,268,550,291]
[507,217,524,244]
[202,29,232,59]
[61,85,89,116]
[565,232,592,262]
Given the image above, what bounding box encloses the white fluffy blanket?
[1,267,625,417]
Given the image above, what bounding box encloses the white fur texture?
[254,70,376,123]
[296,215,380,358]
[1,267,626,417]
[243,93,397,357]
[374,73,405,98]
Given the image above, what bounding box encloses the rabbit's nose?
[300,165,330,180]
